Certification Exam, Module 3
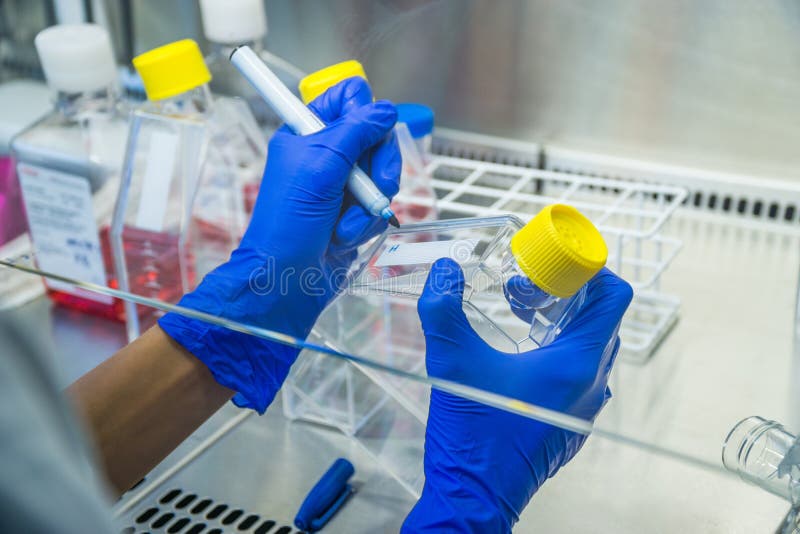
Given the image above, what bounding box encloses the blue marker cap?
[396,103,434,139]
[294,458,355,532]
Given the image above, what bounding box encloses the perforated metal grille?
[121,488,301,534]
[542,145,800,228]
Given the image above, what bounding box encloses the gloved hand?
[158,78,400,413]
[402,259,633,533]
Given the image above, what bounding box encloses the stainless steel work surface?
[111,397,784,534]
[107,400,786,534]
[597,214,800,461]
[14,209,794,532]
[114,401,418,533]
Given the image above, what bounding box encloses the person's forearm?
[67,325,234,496]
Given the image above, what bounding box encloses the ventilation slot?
[122,488,302,533]
[434,131,800,227]
[255,520,276,533]
[175,494,196,509]
[547,163,800,226]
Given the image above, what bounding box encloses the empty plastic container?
[199,0,305,129]
[723,416,800,502]
[396,103,434,164]
[393,103,438,223]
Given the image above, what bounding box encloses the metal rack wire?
[428,156,684,237]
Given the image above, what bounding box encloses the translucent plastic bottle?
[12,24,129,319]
[284,205,608,495]
[199,0,300,216]
[0,80,51,309]
[397,103,434,164]
[392,103,438,223]
[112,39,265,339]
[723,416,800,502]
[199,0,305,131]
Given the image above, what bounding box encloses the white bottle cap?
[34,24,117,93]
[199,0,267,44]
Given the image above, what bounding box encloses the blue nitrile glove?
[158,78,400,413]
[402,259,633,533]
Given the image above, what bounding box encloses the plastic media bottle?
[393,103,437,223]
[12,24,129,319]
[0,80,51,309]
[112,39,265,339]
[396,103,434,164]
[199,0,305,130]
[285,204,608,495]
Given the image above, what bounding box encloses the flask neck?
[54,85,119,119]
[502,247,558,310]
[416,134,432,159]
[209,39,264,59]
[145,84,214,117]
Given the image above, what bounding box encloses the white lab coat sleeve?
[0,314,115,533]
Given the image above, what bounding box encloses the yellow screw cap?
[298,60,367,104]
[510,204,608,298]
[133,39,211,101]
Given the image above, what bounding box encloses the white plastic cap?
[34,24,117,93]
[199,0,267,44]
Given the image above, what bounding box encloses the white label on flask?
[375,238,478,267]
[17,163,112,304]
[135,130,178,232]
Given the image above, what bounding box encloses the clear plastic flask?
[199,0,300,215]
[113,39,266,339]
[12,24,130,319]
[284,205,608,495]
[199,0,305,131]
[392,103,438,224]
[397,103,434,165]
[0,80,51,309]
[723,416,800,502]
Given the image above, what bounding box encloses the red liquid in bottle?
[107,226,194,318]
[46,225,124,321]
[50,226,195,323]
[243,182,260,216]
[47,287,124,321]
